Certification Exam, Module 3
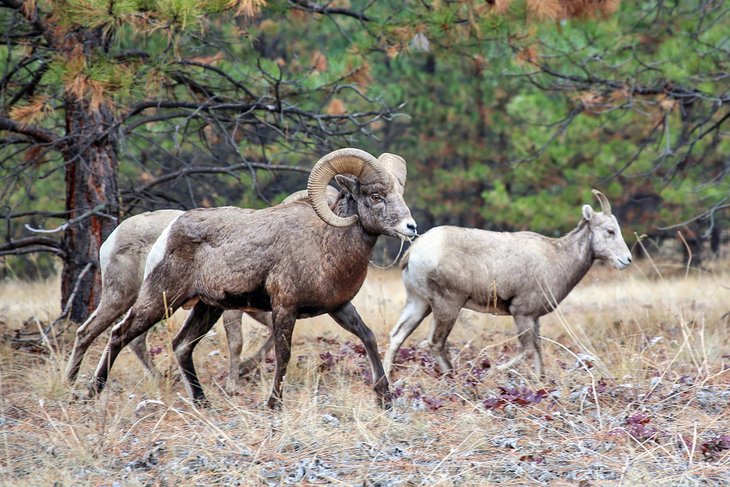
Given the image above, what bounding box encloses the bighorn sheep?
[64,209,272,392]
[84,148,417,408]
[66,188,338,393]
[383,190,631,379]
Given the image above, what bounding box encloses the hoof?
[377,391,393,410]
[266,396,283,410]
[436,368,455,379]
[224,380,241,396]
[163,369,181,384]
[238,363,256,378]
[193,397,212,409]
[374,375,392,410]
[70,385,95,403]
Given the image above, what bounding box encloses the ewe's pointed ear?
[582,204,594,221]
[335,174,359,195]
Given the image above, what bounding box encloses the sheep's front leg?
[172,302,223,407]
[330,302,391,409]
[497,315,544,377]
[128,331,163,381]
[266,307,296,410]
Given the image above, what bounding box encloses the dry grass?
[0,258,728,485]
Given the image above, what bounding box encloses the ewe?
[384,190,631,379]
[64,210,270,392]
[66,188,340,392]
[84,148,416,408]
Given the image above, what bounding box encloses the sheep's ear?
[335,174,359,195]
[582,204,594,221]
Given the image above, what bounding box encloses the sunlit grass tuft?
[0,275,60,332]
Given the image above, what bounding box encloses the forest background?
[1,0,728,324]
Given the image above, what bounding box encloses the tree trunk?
[61,99,119,323]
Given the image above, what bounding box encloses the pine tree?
[0,0,390,322]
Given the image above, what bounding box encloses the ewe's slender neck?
[547,220,595,303]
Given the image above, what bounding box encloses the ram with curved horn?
[83,148,416,408]
[384,190,631,380]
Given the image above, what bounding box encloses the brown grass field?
[0,256,728,485]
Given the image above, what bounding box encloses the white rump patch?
[410,227,447,269]
[144,216,179,279]
[99,226,119,279]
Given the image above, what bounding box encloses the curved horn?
[378,153,407,194]
[592,189,612,216]
[307,148,388,227]
[281,185,339,205]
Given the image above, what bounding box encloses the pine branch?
[0,116,58,144]
[2,0,54,47]
[288,0,372,21]
[123,162,311,195]
[177,59,257,98]
[0,54,41,92]
[0,236,64,257]
[112,49,151,61]
[0,209,70,220]
[6,62,50,107]
[0,0,22,8]
[122,99,389,125]
[535,62,729,104]
[23,205,117,234]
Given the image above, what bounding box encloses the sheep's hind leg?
[266,307,297,410]
[65,309,100,385]
[65,298,132,385]
[172,302,224,407]
[383,295,431,380]
[239,331,273,377]
[237,311,273,377]
[427,302,462,375]
[330,302,391,409]
[223,311,274,395]
[497,315,544,377]
[222,310,244,394]
[85,300,166,400]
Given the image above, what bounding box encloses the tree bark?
[61,99,119,323]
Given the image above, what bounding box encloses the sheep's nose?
[627,256,633,263]
[399,219,417,238]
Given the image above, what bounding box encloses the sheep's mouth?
[395,229,418,240]
[615,258,631,269]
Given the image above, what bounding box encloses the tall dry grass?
[0,257,728,485]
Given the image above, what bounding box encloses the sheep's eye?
[370,193,382,202]
[607,229,616,236]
